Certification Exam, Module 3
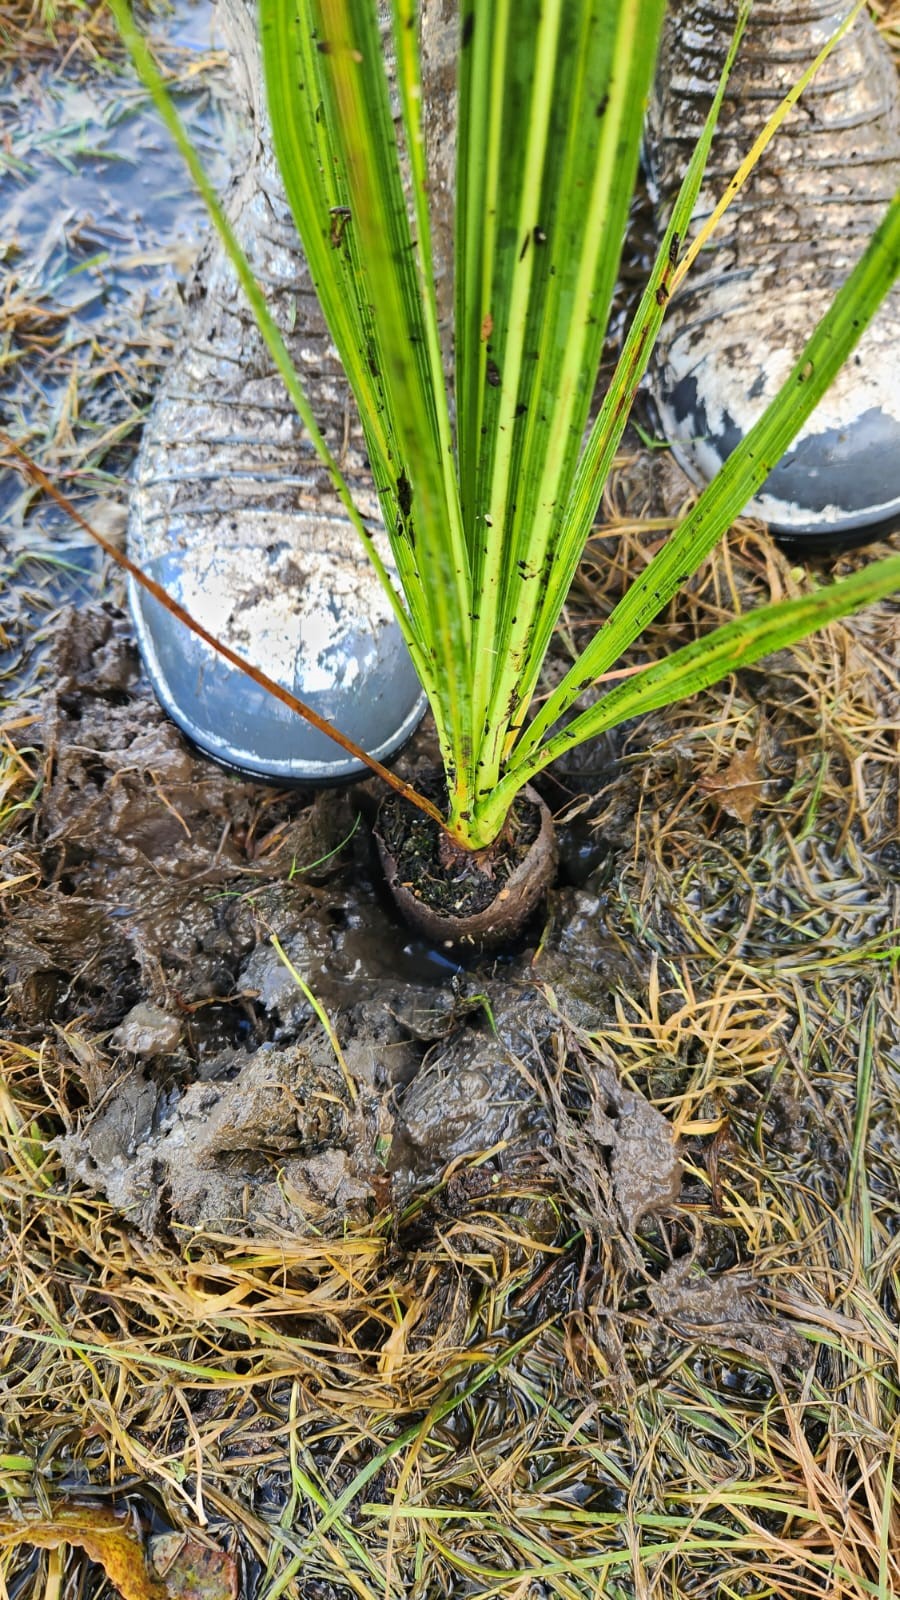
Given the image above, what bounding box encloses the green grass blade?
[485,0,667,679]
[259,0,439,701]
[391,0,460,525]
[499,553,900,797]
[517,188,900,763]
[259,0,421,634]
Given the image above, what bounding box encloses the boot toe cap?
[129,545,426,784]
[651,290,900,540]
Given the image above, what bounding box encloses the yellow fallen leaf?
[0,1508,166,1600]
[0,1506,235,1600]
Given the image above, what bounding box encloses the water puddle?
[1,0,239,678]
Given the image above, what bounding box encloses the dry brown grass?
[4,964,898,1600]
[2,508,899,1598]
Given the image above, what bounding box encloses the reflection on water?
[1,0,240,691]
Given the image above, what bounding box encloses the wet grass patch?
[1,0,235,538]
[1,506,899,1597]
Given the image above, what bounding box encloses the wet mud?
[5,520,899,1600]
[3,0,887,1326]
[2,603,685,1258]
[6,556,897,1389]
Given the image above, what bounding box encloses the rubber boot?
[644,0,900,553]
[127,0,439,782]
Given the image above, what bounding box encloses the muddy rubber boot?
[644,0,900,553]
[127,0,431,783]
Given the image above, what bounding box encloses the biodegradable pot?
[375,778,558,948]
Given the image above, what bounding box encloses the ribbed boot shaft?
[647,0,900,287]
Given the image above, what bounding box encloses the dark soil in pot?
[375,771,559,948]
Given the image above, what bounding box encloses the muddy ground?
[3,515,897,1272]
[2,513,899,1597]
[2,2,900,1595]
[2,592,677,1244]
[4,456,900,1599]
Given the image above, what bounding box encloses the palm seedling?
[111,0,900,936]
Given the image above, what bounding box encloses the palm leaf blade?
[514,553,900,784]
[454,0,669,808]
[518,189,900,764]
[262,0,475,777]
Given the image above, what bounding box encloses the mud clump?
[535,1041,683,1234]
[390,987,556,1187]
[648,1260,804,1370]
[1,609,347,1031]
[57,1040,382,1239]
[110,1002,184,1058]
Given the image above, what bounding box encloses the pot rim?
[375,782,558,948]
